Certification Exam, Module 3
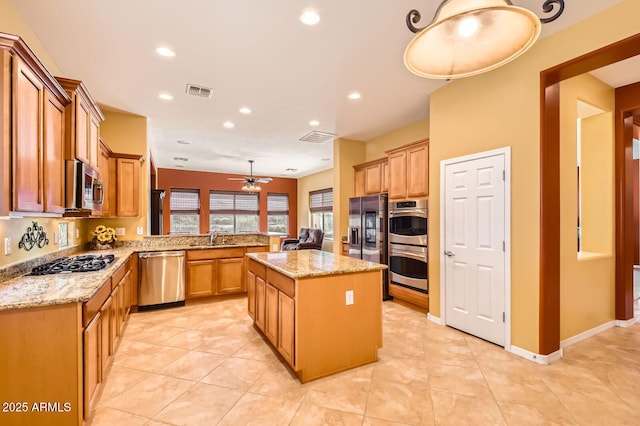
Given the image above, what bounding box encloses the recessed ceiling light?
[177,140,191,145]
[156,47,176,57]
[348,92,361,100]
[300,9,320,26]
[239,107,252,114]
[173,157,189,162]
[223,121,235,129]
[309,119,320,127]
[285,168,298,172]
[174,164,185,168]
[158,93,173,100]
[321,158,330,161]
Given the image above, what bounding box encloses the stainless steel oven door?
[388,209,427,245]
[389,243,428,293]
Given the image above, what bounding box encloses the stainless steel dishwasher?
[138,250,186,311]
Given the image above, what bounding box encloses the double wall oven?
[388,199,428,294]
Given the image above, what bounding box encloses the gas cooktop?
[29,254,116,276]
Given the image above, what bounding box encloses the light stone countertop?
[246,250,387,279]
[0,242,268,312]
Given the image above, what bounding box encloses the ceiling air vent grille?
[186,84,213,98]
[173,157,189,162]
[299,131,336,144]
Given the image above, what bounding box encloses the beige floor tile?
[97,365,153,405]
[194,332,254,356]
[86,407,149,426]
[363,417,412,426]
[431,390,505,426]
[145,420,176,426]
[124,323,185,345]
[498,401,579,425]
[305,373,371,414]
[290,403,364,426]
[153,382,244,426]
[248,363,309,401]
[232,337,282,362]
[158,350,227,381]
[427,364,491,398]
[103,374,194,418]
[217,392,300,425]
[161,329,208,350]
[371,355,429,390]
[113,343,189,373]
[422,340,478,369]
[200,356,272,391]
[483,369,559,408]
[365,380,434,425]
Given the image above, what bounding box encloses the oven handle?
[389,209,427,218]
[389,248,427,263]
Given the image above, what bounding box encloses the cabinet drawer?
[187,247,245,261]
[267,269,295,298]
[83,278,111,327]
[110,263,127,290]
[246,246,268,253]
[248,259,267,279]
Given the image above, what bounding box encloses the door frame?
[440,147,512,350]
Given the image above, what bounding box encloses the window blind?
[210,191,259,214]
[267,193,289,214]
[309,188,333,213]
[170,188,200,213]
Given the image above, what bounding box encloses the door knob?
[444,250,455,257]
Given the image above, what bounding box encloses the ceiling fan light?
[404,0,541,79]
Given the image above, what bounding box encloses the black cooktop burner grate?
[30,254,116,276]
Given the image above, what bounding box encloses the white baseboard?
[427,313,443,325]
[560,321,616,348]
[509,345,563,365]
[616,317,637,328]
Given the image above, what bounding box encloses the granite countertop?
[246,250,387,279]
[0,242,269,312]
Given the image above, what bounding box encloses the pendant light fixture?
[404,0,565,79]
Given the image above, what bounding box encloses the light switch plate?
[115,227,125,236]
[4,237,11,255]
[53,231,59,244]
[345,290,354,305]
[136,226,143,235]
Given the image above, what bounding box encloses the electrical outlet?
[272,244,279,251]
[4,237,11,255]
[76,229,79,239]
[136,226,143,235]
[345,290,354,305]
[53,231,59,244]
[115,227,125,236]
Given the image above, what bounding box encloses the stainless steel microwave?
[65,160,104,211]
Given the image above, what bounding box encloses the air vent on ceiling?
[186,84,213,98]
[299,131,336,144]
[173,157,189,162]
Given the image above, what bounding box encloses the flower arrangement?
[92,225,116,249]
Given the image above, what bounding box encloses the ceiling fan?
[227,160,273,191]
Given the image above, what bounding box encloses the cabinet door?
[89,116,99,168]
[43,89,65,213]
[75,97,90,164]
[13,58,44,212]
[278,291,295,367]
[354,167,365,197]
[407,143,428,197]
[116,158,140,217]
[388,150,407,200]
[381,160,389,193]
[122,270,132,318]
[109,285,119,354]
[247,270,256,320]
[365,163,382,194]
[99,297,112,374]
[97,142,110,217]
[217,257,245,294]
[265,284,279,346]
[186,260,215,299]
[117,278,126,336]
[255,276,267,332]
[83,313,100,418]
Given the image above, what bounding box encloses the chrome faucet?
[210,230,218,245]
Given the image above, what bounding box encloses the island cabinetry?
[55,77,104,169]
[0,33,71,215]
[386,139,429,200]
[353,158,388,197]
[186,247,246,299]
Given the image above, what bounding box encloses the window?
[210,191,259,233]
[267,193,289,234]
[310,188,333,240]
[170,188,200,234]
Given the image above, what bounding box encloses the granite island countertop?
[246,249,387,279]
[0,242,269,311]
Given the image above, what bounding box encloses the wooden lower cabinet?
[255,276,267,332]
[186,248,248,299]
[187,259,216,298]
[277,292,295,365]
[83,313,100,418]
[265,283,279,345]
[247,270,256,320]
[217,257,244,294]
[99,297,112,373]
[109,284,119,354]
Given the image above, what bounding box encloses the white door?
[443,152,506,346]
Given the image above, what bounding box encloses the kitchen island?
[246,250,387,383]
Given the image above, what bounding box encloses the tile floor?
[89,297,640,425]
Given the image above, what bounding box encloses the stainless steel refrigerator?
[348,194,391,300]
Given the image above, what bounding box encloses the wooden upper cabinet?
[97,140,111,217]
[354,158,388,196]
[56,77,104,169]
[115,157,140,217]
[386,139,429,200]
[43,89,66,213]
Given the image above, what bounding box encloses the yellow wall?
[0,0,61,75]
[91,108,149,240]
[333,138,366,254]
[297,168,333,251]
[559,74,615,340]
[429,0,640,353]
[366,118,430,161]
